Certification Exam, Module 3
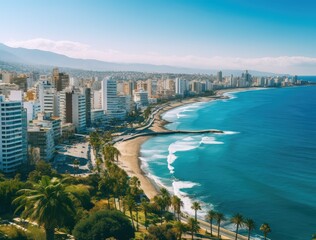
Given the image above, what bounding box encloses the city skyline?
[1,0,316,74]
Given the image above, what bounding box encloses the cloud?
[5,38,316,74]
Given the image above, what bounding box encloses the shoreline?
[115,87,264,200]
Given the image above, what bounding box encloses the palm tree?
[231,213,244,240]
[206,210,216,236]
[171,195,183,220]
[13,176,77,240]
[214,212,226,238]
[89,131,101,156]
[153,195,165,224]
[173,221,188,240]
[187,218,200,240]
[140,198,150,229]
[124,195,136,229]
[160,187,171,211]
[103,144,121,162]
[244,218,256,240]
[260,223,271,240]
[191,202,201,221]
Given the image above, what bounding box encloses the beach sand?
[115,136,159,199]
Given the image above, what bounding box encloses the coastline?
[115,87,264,200]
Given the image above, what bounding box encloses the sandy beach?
[115,87,260,200]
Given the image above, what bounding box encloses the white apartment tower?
[0,95,27,173]
[37,80,59,116]
[175,78,187,96]
[101,77,126,119]
[60,88,86,132]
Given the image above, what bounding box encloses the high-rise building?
[217,71,223,82]
[101,77,126,119]
[83,88,91,127]
[60,88,86,132]
[53,68,70,91]
[24,101,41,123]
[37,80,59,116]
[0,95,27,173]
[175,78,188,96]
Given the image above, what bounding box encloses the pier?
[115,129,224,143]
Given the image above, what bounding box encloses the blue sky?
[1,0,316,74]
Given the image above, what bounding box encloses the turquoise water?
[140,85,316,240]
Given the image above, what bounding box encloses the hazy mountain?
[0,43,279,76]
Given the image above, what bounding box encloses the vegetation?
[260,223,271,240]
[73,210,134,240]
[230,213,244,240]
[206,210,216,236]
[191,202,201,221]
[187,218,200,240]
[13,176,77,240]
[244,218,256,240]
[145,224,177,240]
[214,212,225,238]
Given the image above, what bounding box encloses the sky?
[1,0,316,74]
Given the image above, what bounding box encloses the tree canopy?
[73,210,135,240]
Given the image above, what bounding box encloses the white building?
[60,88,86,132]
[101,77,126,119]
[134,89,149,107]
[24,101,41,122]
[0,95,27,173]
[37,80,59,116]
[175,78,188,96]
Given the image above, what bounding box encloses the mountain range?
[0,43,279,76]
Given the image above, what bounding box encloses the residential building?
[28,125,55,161]
[60,88,86,132]
[101,77,126,119]
[24,101,41,122]
[0,95,27,173]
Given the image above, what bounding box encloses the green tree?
[0,178,28,214]
[160,187,171,211]
[214,212,226,238]
[103,144,121,162]
[73,210,134,240]
[171,195,183,220]
[244,218,256,240]
[13,176,77,240]
[231,213,244,240]
[191,202,201,221]
[140,198,151,229]
[153,195,166,225]
[144,106,152,119]
[205,210,216,236]
[89,131,101,156]
[173,221,188,240]
[124,195,137,229]
[187,218,200,240]
[145,224,177,240]
[260,223,271,240]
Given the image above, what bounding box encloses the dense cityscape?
[1,0,316,239]
[0,66,308,173]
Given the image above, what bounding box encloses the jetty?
[115,129,224,143]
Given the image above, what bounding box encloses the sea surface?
[140,79,316,240]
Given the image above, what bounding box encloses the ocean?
[140,81,316,240]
